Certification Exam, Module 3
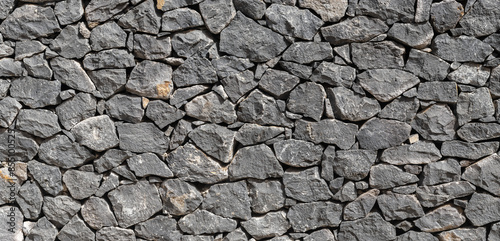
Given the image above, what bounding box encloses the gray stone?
[56,93,97,130]
[235,123,284,146]
[0,5,60,40]
[241,211,290,239]
[224,228,248,241]
[51,57,95,93]
[248,180,285,214]
[17,181,42,220]
[0,43,13,58]
[282,42,332,64]
[90,21,127,51]
[397,231,437,241]
[38,134,93,168]
[212,56,254,79]
[357,118,411,150]
[127,153,173,178]
[134,34,171,60]
[321,16,388,45]
[490,66,500,98]
[0,79,9,99]
[96,227,136,241]
[287,82,325,121]
[369,164,419,189]
[404,49,450,82]
[456,87,495,126]
[220,12,288,62]
[87,69,126,98]
[233,0,266,19]
[462,154,500,196]
[490,222,500,241]
[333,181,357,202]
[170,85,211,107]
[0,206,22,240]
[338,212,396,241]
[71,115,119,152]
[465,192,500,226]
[50,24,90,59]
[351,41,405,70]
[23,53,52,79]
[0,0,15,19]
[0,97,21,128]
[411,104,456,141]
[117,122,169,154]
[380,141,441,165]
[161,8,204,32]
[418,81,458,104]
[54,0,84,25]
[95,173,120,197]
[126,60,173,99]
[416,181,476,208]
[199,0,236,34]
[159,179,203,216]
[355,0,416,24]
[265,4,323,40]
[378,193,424,221]
[221,70,257,102]
[237,90,292,127]
[42,195,81,227]
[430,0,464,33]
[448,63,490,87]
[258,69,300,98]
[118,0,160,34]
[303,229,335,241]
[85,0,129,23]
[185,92,237,124]
[145,100,185,128]
[422,159,461,186]
[57,215,95,241]
[156,0,203,11]
[458,122,500,142]
[458,0,500,37]
[108,181,163,228]
[378,97,419,123]
[344,189,379,221]
[279,61,313,79]
[173,56,217,87]
[201,181,251,220]
[0,58,25,77]
[432,34,494,63]
[298,0,347,22]
[274,139,323,167]
[438,228,486,241]
[83,49,135,70]
[283,167,333,202]
[63,169,102,200]
[17,109,60,138]
[135,216,181,241]
[169,119,193,149]
[179,210,237,235]
[333,150,377,181]
[328,86,380,121]
[441,140,498,160]
[288,201,343,232]
[229,144,284,180]
[294,119,357,149]
[358,69,420,103]
[165,143,228,184]
[415,0,432,22]
[388,22,433,48]
[414,205,466,232]
[10,77,60,108]
[171,30,214,58]
[112,165,138,181]
[188,124,235,163]
[105,94,144,123]
[27,161,62,197]
[0,129,39,163]
[25,217,58,241]
[81,196,118,230]
[311,62,357,88]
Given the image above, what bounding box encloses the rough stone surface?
[414,205,466,232]
[0,5,60,40]
[321,16,388,45]
[241,211,290,239]
[117,122,169,154]
[411,104,456,141]
[201,181,251,220]
[462,154,500,196]
[338,212,396,241]
[327,86,380,121]
[178,210,237,235]
[351,41,405,70]
[357,118,411,150]
[358,69,420,102]
[283,167,333,202]
[405,49,450,81]
[229,144,283,180]
[38,134,94,168]
[71,115,119,152]
[287,201,343,232]
[381,141,442,165]
[369,164,419,189]
[432,34,494,63]
[160,179,203,216]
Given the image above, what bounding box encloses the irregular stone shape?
[229,144,283,180]
[339,212,396,241]
[355,0,415,24]
[221,70,257,102]
[314,63,357,89]
[381,141,441,165]
[462,154,500,196]
[145,100,184,128]
[28,160,63,197]
[411,104,456,141]
[0,129,39,163]
[357,118,411,150]
[88,69,127,99]
[397,231,438,241]
[332,150,377,181]
[358,69,419,103]
[456,87,495,126]
[327,86,379,121]
[430,0,464,33]
[170,85,211,107]
[333,181,357,202]
[96,227,136,241]
[248,180,285,214]
[16,109,60,138]
[50,24,90,59]
[321,16,388,45]
[0,5,60,40]
[160,179,203,216]
[108,181,163,228]
[173,56,217,88]
[83,49,135,70]
[279,61,313,79]
[459,0,500,37]
[135,216,181,241]
[0,0,15,19]
[90,21,127,51]
[63,169,102,200]
[201,181,251,220]
[416,181,476,208]
[56,93,96,130]
[404,49,449,82]
[38,134,93,168]
[57,215,95,241]
[273,139,323,167]
[441,140,498,160]
[118,0,160,34]
[25,217,58,241]
[378,97,419,123]
[432,34,494,63]
[458,123,500,142]
[161,8,204,32]
[265,4,323,40]
[95,173,120,197]
[448,63,490,87]
[17,181,43,220]
[10,77,60,108]
[54,0,84,25]
[422,159,461,186]
[438,228,487,241]
[241,211,290,239]
[0,79,9,99]
[0,206,21,240]
[466,192,500,226]
[166,144,228,184]
[220,12,288,62]
[117,122,169,154]
[179,210,237,235]
[188,124,235,164]
[490,222,500,241]
[369,164,419,189]
[294,119,357,149]
[133,34,172,61]
[287,82,325,121]
[105,94,144,123]
[259,69,300,98]
[288,201,343,232]
[233,0,266,19]
[171,30,215,58]
[237,89,292,127]
[283,167,333,202]
[199,0,235,34]
[304,229,335,241]
[351,41,405,70]
[298,0,347,22]
[344,189,379,221]
[85,0,129,23]
[282,42,332,64]
[23,53,52,79]
[42,195,81,227]
[414,205,466,232]
[127,60,173,99]
[185,92,237,124]
[0,58,25,77]
[417,81,458,104]
[212,55,254,79]
[0,97,21,128]
[94,150,131,174]
[388,22,433,48]
[127,153,173,178]
[81,196,118,230]
[378,193,424,221]
[50,57,95,93]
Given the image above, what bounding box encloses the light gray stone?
[351,41,405,70]
[117,122,169,154]
[89,21,127,51]
[288,201,343,232]
[159,179,203,216]
[0,5,60,40]
[369,164,419,189]
[179,210,237,235]
[229,144,284,181]
[161,8,204,32]
[283,167,333,202]
[338,212,396,241]
[241,211,290,239]
[321,16,388,45]
[432,34,494,63]
[358,69,420,102]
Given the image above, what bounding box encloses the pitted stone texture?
[351,41,405,70]
[0,5,60,40]
[283,167,333,202]
[411,104,456,141]
[229,144,283,181]
[338,212,396,241]
[357,118,411,150]
[462,154,500,196]
[287,201,343,232]
[160,179,203,216]
[201,181,251,220]
[321,16,388,45]
[265,4,323,40]
[71,115,119,152]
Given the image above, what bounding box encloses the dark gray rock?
[201,181,251,220]
[95,173,120,197]
[265,4,323,40]
[358,69,420,102]
[17,109,60,138]
[25,217,58,241]
[338,212,396,241]
[10,77,60,108]
[241,211,290,239]
[294,119,357,149]
[279,61,313,79]
[165,143,228,184]
[83,49,135,70]
[23,53,52,79]
[235,123,284,146]
[344,189,379,221]
[462,154,500,196]
[108,181,163,228]
[127,153,173,178]
[438,228,486,241]
[287,201,343,232]
[248,180,285,214]
[212,55,254,79]
[327,86,380,121]
[404,49,450,82]
[422,159,461,186]
[355,0,416,24]
[287,82,325,121]
[220,12,288,62]
[417,81,458,104]
[117,122,169,154]
[411,104,456,141]
[441,140,498,160]
[448,63,490,87]
[0,97,22,128]
[380,141,441,165]
[237,89,292,127]
[171,30,214,58]
[0,5,60,40]
[357,118,411,150]
[51,57,95,93]
[0,129,39,162]
[170,85,211,107]
[0,58,25,77]
[63,169,102,200]
[38,134,93,168]
[465,192,500,226]
[28,160,64,196]
[378,97,420,123]
[299,0,347,22]
[351,41,405,70]
[456,87,495,126]
[430,0,464,33]
[126,60,173,99]
[234,0,266,19]
[81,196,118,230]
[414,205,465,232]
[145,100,185,128]
[458,122,500,142]
[169,119,193,149]
[105,94,144,123]
[333,150,377,181]
[283,167,333,202]
[17,181,43,220]
[259,69,300,98]
[274,139,323,167]
[221,70,257,102]
[369,164,419,189]
[159,178,203,216]
[432,34,494,63]
[135,216,181,241]
[54,0,84,25]
[188,124,235,163]
[56,93,97,130]
[396,231,438,241]
[179,210,237,235]
[57,215,95,241]
[229,144,284,180]
[50,24,90,59]
[96,227,136,241]
[378,193,424,221]
[458,0,500,37]
[388,22,433,48]
[173,56,217,88]
[199,0,236,34]
[311,62,356,88]
[90,21,127,51]
[282,42,332,64]
[333,181,357,202]
[134,34,171,60]
[416,181,476,208]
[161,8,204,32]
[42,195,81,227]
[118,0,160,34]
[321,16,388,45]
[85,0,129,23]
[185,92,237,124]
[303,229,335,241]
[15,40,46,60]
[156,0,204,11]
